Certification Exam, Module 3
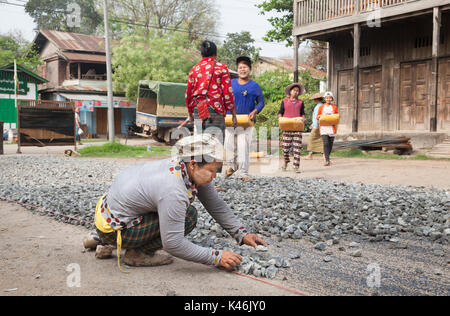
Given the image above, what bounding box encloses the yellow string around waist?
[95,196,129,274]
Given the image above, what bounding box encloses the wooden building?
[0,63,47,132]
[32,30,136,137]
[253,56,327,79]
[293,0,450,135]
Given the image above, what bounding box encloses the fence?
[295,0,414,26]
[17,100,75,149]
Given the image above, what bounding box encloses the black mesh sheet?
[19,109,75,146]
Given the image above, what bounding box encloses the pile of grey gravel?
[0,156,122,227]
[0,155,448,279]
[216,177,450,244]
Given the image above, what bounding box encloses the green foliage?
[255,70,321,103]
[0,36,19,67]
[78,142,171,158]
[112,30,200,100]
[256,0,294,46]
[107,0,219,41]
[254,101,281,140]
[255,70,292,103]
[218,32,261,71]
[0,34,42,72]
[25,0,102,35]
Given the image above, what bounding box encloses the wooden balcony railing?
[18,99,74,111]
[295,0,416,27]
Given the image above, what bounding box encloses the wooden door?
[96,108,122,135]
[96,108,107,135]
[358,66,383,131]
[114,108,122,134]
[400,61,431,131]
[438,57,450,132]
[337,69,354,133]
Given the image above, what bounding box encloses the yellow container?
[279,117,305,132]
[225,115,254,128]
[319,114,340,126]
[250,152,265,159]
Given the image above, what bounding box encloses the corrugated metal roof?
[40,30,105,53]
[57,85,107,92]
[59,93,130,102]
[62,52,106,63]
[259,56,327,79]
[0,63,48,84]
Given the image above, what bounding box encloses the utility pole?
[293,36,299,83]
[103,0,115,142]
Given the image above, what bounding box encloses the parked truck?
[135,80,192,144]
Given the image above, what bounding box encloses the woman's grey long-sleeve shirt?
[106,158,247,266]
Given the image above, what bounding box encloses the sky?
[215,0,294,58]
[0,0,295,58]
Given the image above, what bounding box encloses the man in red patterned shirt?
[185,41,238,140]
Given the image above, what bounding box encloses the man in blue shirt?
[225,56,265,182]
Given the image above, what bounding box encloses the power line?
[0,0,293,49]
[0,1,26,8]
[109,17,290,48]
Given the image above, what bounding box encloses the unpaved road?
[0,201,293,296]
[0,151,449,296]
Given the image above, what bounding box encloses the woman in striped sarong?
[278,83,306,174]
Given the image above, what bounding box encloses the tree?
[107,0,219,40]
[257,1,327,71]
[0,32,41,72]
[25,0,102,35]
[112,30,200,100]
[256,0,294,46]
[305,41,327,71]
[218,32,261,71]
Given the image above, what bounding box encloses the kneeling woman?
[85,134,266,272]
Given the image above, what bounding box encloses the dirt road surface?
[0,201,295,296]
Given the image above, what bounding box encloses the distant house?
[32,30,136,137]
[253,56,327,92]
[253,56,327,80]
[0,63,47,131]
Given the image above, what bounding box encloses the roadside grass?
[3,139,106,145]
[80,139,107,143]
[273,147,450,161]
[77,142,172,158]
